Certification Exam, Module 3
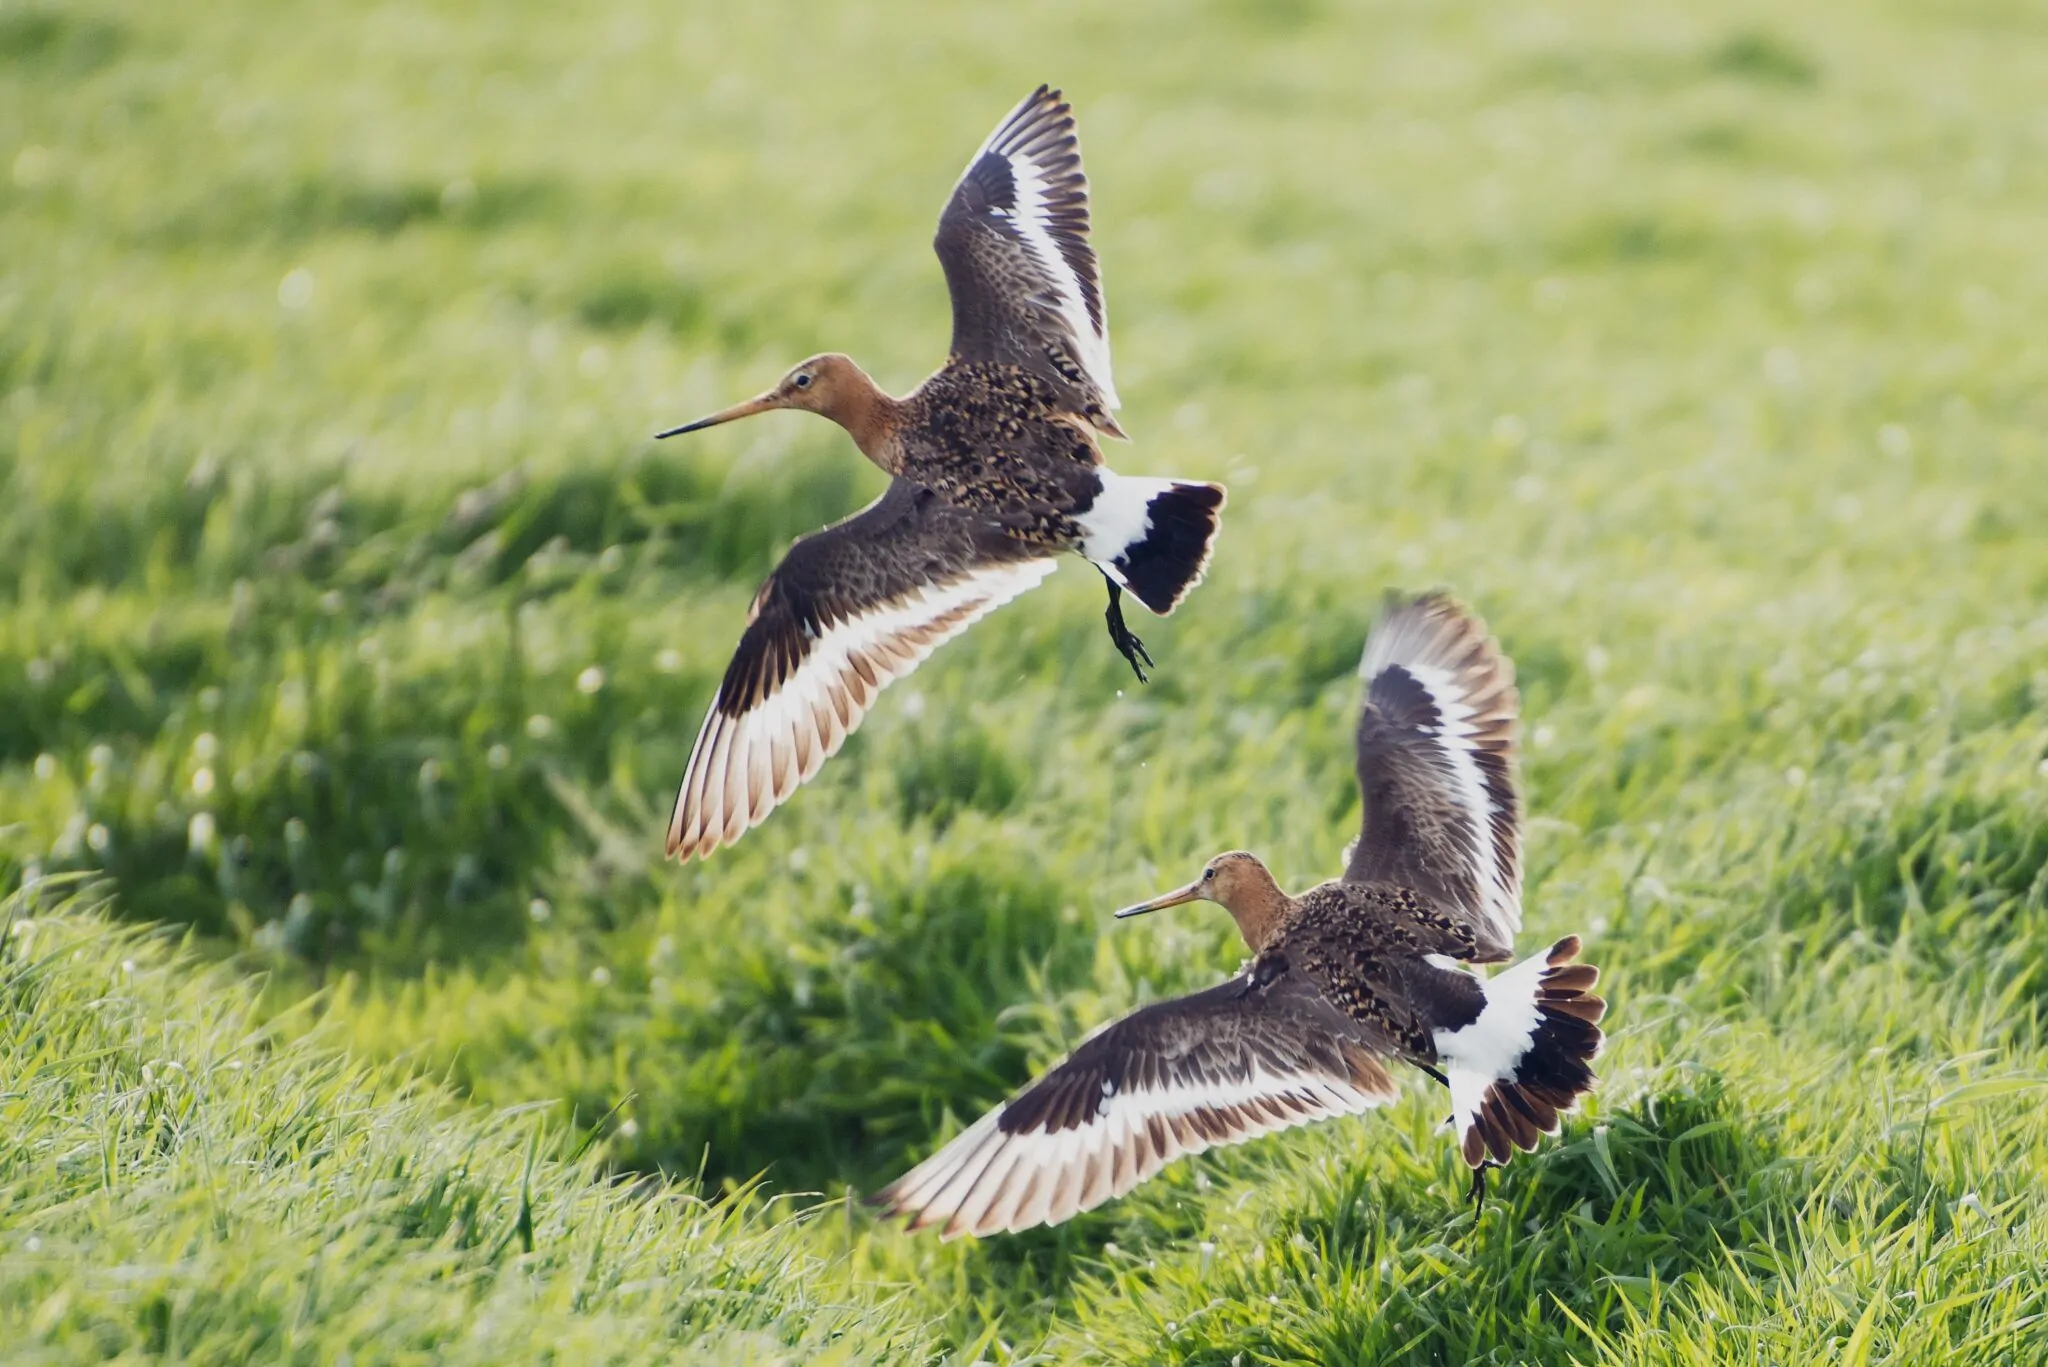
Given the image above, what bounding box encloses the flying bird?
[658,86,1225,861]
[870,593,1605,1237]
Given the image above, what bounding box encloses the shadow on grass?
[612,844,1096,1193]
[0,5,124,76]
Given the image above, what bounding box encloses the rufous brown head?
[1114,851,1290,951]
[655,354,867,437]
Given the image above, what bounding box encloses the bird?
[656,86,1227,862]
[868,592,1605,1238]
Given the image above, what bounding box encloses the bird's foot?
[1102,579,1153,683]
[1418,1063,1450,1088]
[1467,1163,1492,1212]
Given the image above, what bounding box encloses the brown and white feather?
[1346,593,1522,959]
[667,481,1056,861]
[870,975,1399,1238]
[935,85,1119,428]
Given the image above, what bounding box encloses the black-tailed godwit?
[870,593,1605,1237]
[658,85,1225,862]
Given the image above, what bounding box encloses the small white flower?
[86,823,110,852]
[487,744,511,769]
[655,649,683,673]
[33,753,57,781]
[188,812,217,854]
[590,965,612,986]
[278,267,316,310]
[525,714,555,740]
[528,898,552,923]
[12,146,51,188]
[576,666,605,694]
[192,767,215,796]
[1762,346,1801,387]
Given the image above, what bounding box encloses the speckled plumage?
[1258,878,1493,1062]
[879,361,1104,549]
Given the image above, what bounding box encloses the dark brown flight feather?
[935,84,1120,434]
[869,974,1399,1239]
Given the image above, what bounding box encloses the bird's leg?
[1418,1063,1450,1088]
[1468,1163,1491,1211]
[1099,573,1152,683]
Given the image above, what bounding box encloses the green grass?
[1,891,943,1364]
[5,0,2048,1360]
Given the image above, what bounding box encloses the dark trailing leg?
[1468,1164,1490,1210]
[1101,575,1153,683]
[1418,1062,1450,1087]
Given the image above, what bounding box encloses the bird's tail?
[1436,936,1604,1168]
[1077,472,1226,615]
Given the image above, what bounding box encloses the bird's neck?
[1225,876,1296,954]
[824,371,906,475]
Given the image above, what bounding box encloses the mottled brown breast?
[899,361,1103,548]
[1274,882,1488,1059]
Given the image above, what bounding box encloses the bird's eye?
[793,373,812,389]
[1203,868,1215,882]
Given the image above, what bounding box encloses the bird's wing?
[666,480,1058,861]
[1344,592,1522,960]
[933,85,1120,433]
[870,973,1399,1238]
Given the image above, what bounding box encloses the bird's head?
[1115,851,1290,952]
[655,353,870,437]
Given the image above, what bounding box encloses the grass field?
[6,0,2048,1360]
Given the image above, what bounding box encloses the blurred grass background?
[5,0,2048,1360]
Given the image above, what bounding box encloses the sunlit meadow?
[4,0,2046,1360]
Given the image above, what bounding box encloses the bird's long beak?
[1113,877,1206,919]
[654,391,782,439]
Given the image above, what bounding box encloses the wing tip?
[1359,590,1506,682]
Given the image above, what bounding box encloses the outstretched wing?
[934,85,1121,434]
[870,974,1399,1239]
[667,481,1057,861]
[1345,592,1522,960]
